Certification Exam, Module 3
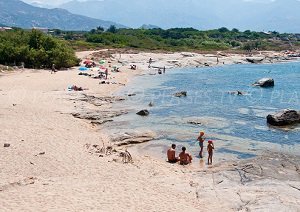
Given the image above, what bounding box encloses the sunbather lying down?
[68,85,88,91]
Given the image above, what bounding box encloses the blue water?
[110,62,300,159]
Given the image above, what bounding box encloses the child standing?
[207,140,214,165]
[197,131,205,158]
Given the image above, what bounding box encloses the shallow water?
[109,62,300,160]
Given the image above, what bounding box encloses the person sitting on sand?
[167,144,178,163]
[207,140,215,165]
[179,146,192,165]
[197,131,205,158]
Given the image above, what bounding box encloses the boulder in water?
[253,78,274,87]
[267,109,300,126]
[174,91,187,97]
[136,110,149,116]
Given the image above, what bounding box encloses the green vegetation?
[64,26,300,52]
[1,27,300,69]
[0,29,79,69]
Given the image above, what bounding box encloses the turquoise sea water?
[109,62,300,160]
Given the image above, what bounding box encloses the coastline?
[0,50,299,211]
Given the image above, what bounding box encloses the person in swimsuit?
[207,140,215,165]
[197,131,205,158]
[179,146,192,165]
[167,144,178,163]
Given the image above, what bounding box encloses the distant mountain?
[0,0,124,31]
[59,0,300,32]
[29,1,55,9]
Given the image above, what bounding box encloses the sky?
[22,0,91,6]
[21,0,280,6]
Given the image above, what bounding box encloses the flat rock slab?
[77,93,125,106]
[112,131,156,146]
[72,109,128,124]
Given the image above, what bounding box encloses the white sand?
[0,50,299,211]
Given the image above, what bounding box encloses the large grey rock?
[253,78,274,87]
[267,109,300,126]
[174,91,187,97]
[136,110,149,116]
[246,57,264,63]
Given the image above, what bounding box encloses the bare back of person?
[167,144,178,163]
[179,147,192,165]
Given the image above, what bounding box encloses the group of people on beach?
[167,132,215,165]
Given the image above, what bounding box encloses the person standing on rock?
[197,131,205,158]
[207,140,214,165]
[167,144,178,163]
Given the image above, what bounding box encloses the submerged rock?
[227,90,245,95]
[253,78,274,87]
[136,110,149,116]
[148,102,154,107]
[174,91,187,97]
[267,109,300,126]
[128,93,136,97]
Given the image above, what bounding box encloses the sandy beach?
[0,50,300,211]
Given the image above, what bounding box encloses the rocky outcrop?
[174,91,187,97]
[76,93,125,107]
[136,110,149,116]
[267,109,300,126]
[253,78,274,87]
[112,131,156,146]
[72,109,128,125]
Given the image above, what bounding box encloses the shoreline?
[0,50,299,211]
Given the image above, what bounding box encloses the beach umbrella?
[99,60,106,64]
[78,67,89,71]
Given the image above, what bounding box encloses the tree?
[107,25,117,33]
[232,28,239,33]
[218,27,229,33]
[96,26,104,32]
